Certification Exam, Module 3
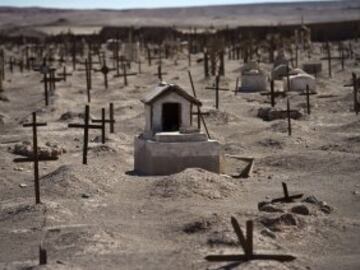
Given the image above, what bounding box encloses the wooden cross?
[68,105,103,164]
[204,50,209,78]
[271,182,304,203]
[114,61,137,86]
[188,70,211,139]
[205,75,229,109]
[321,41,332,78]
[57,66,72,82]
[205,217,296,262]
[13,112,58,204]
[154,65,167,81]
[94,59,115,89]
[92,103,116,134]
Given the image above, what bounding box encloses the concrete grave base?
[134,135,222,175]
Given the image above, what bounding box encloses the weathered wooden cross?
[68,105,103,164]
[205,75,229,109]
[13,112,58,204]
[114,61,137,86]
[154,64,167,81]
[271,182,304,203]
[57,65,72,82]
[94,59,115,89]
[205,217,296,263]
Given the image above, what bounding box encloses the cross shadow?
[211,261,245,270]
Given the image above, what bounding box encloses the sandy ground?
[0,41,360,270]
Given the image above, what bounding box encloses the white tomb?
[239,69,267,92]
[283,73,316,92]
[134,82,222,175]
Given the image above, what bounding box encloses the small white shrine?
[134,82,221,175]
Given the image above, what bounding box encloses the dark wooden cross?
[205,75,229,109]
[154,65,167,81]
[92,103,116,134]
[57,66,72,82]
[13,112,58,204]
[205,217,296,263]
[271,182,304,203]
[114,61,137,86]
[68,105,103,164]
[94,59,115,89]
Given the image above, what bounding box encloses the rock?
[19,183,27,188]
[291,205,310,215]
[259,203,284,213]
[353,190,360,196]
[320,204,333,214]
[0,93,9,102]
[303,195,319,204]
[10,141,66,159]
[14,167,24,171]
[259,213,297,231]
[183,215,219,234]
[81,193,90,199]
[260,228,276,239]
[257,107,302,121]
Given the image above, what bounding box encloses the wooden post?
[306,84,311,115]
[109,103,115,133]
[204,50,209,78]
[122,62,128,86]
[39,244,47,265]
[246,220,253,259]
[282,182,289,200]
[101,108,106,144]
[287,98,292,136]
[353,73,358,115]
[85,59,91,103]
[215,75,220,109]
[286,65,291,92]
[83,105,89,164]
[43,73,49,106]
[269,80,275,107]
[327,41,332,78]
[147,47,152,66]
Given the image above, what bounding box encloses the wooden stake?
[287,98,292,136]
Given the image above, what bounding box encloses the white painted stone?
[283,73,316,92]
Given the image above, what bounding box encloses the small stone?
[320,205,333,214]
[19,183,27,188]
[353,190,359,196]
[260,228,276,239]
[291,204,310,215]
[14,167,23,171]
[259,204,284,213]
[303,195,319,204]
[81,193,90,199]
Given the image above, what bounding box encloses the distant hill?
[0,0,359,29]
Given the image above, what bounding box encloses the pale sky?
[0,0,326,9]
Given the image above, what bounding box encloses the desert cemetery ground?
[0,7,360,270]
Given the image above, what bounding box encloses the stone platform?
[134,135,221,175]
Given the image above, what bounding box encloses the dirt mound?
[40,165,101,198]
[206,109,239,125]
[150,168,240,200]
[258,107,302,121]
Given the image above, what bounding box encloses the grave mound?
[257,107,302,121]
[40,165,101,198]
[150,168,240,200]
[9,141,66,159]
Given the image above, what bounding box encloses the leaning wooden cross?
[68,105,104,164]
[13,112,58,204]
[205,217,296,262]
[154,64,167,81]
[271,182,304,203]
